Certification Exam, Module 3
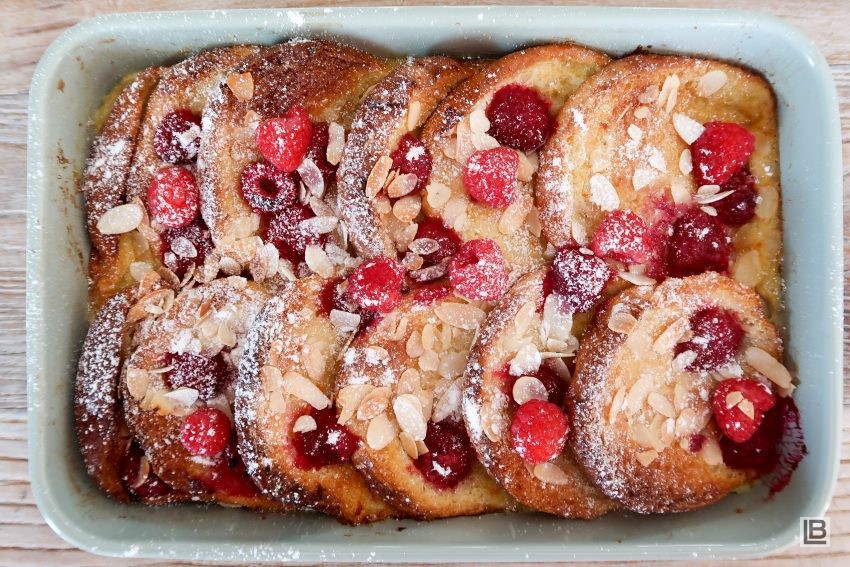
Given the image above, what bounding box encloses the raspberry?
[164,352,232,401]
[413,283,453,305]
[159,219,214,279]
[347,257,405,313]
[551,247,613,313]
[203,456,262,498]
[591,210,650,264]
[148,166,200,228]
[239,161,298,213]
[413,420,474,489]
[448,239,508,301]
[675,307,745,371]
[304,121,337,186]
[256,105,313,173]
[463,147,519,208]
[691,121,755,186]
[390,133,432,193]
[667,208,730,277]
[765,397,807,496]
[153,109,201,164]
[179,408,231,457]
[688,433,707,453]
[485,84,553,151]
[120,441,172,499]
[292,407,359,470]
[264,204,324,264]
[712,378,776,443]
[499,363,566,406]
[509,399,568,464]
[713,167,758,227]
[414,218,461,269]
[317,277,353,317]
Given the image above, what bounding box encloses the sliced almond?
[293,414,318,433]
[657,74,680,114]
[516,151,536,182]
[162,387,199,407]
[653,317,690,353]
[97,203,143,235]
[283,371,330,410]
[672,113,704,145]
[406,100,422,131]
[625,376,654,416]
[329,309,361,333]
[326,122,345,166]
[533,462,570,485]
[695,189,735,205]
[336,384,373,425]
[439,352,467,379]
[697,70,728,97]
[632,168,656,192]
[366,155,393,199]
[725,390,745,409]
[509,343,542,377]
[618,271,656,286]
[387,173,419,199]
[409,238,439,256]
[304,245,334,278]
[648,392,676,418]
[366,413,397,450]
[670,179,691,205]
[392,194,421,223]
[421,323,436,350]
[673,350,697,372]
[631,423,664,451]
[434,302,486,330]
[226,71,254,101]
[732,250,763,288]
[261,365,284,394]
[638,85,660,104]
[406,330,425,358]
[357,386,392,421]
[744,347,793,390]
[627,124,643,142]
[431,379,461,423]
[608,385,626,424]
[701,205,718,217]
[300,215,339,235]
[125,368,151,401]
[512,376,548,405]
[675,407,701,437]
[393,394,427,441]
[425,181,451,210]
[399,431,419,459]
[397,368,421,395]
[373,194,392,215]
[634,105,651,119]
[637,449,659,467]
[738,398,756,420]
[589,174,620,211]
[700,436,723,466]
[608,310,637,334]
[648,149,667,172]
[755,185,779,220]
[418,349,440,372]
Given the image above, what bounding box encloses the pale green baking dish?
[26,6,842,562]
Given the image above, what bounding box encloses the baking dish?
[26,6,842,562]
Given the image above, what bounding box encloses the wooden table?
[1,1,846,565]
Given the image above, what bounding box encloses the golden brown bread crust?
[335,293,513,520]
[536,53,782,313]
[337,56,474,259]
[121,278,284,510]
[85,68,162,310]
[235,276,398,524]
[420,44,611,274]
[463,269,617,518]
[568,273,782,513]
[200,39,394,249]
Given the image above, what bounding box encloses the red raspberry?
[148,166,200,228]
[317,277,353,318]
[414,420,474,489]
[688,433,707,453]
[203,457,262,498]
[463,147,519,208]
[509,399,568,464]
[713,167,758,227]
[164,352,232,401]
[120,442,172,499]
[240,161,298,213]
[765,397,807,496]
[448,238,509,301]
[264,204,324,264]
[691,121,755,186]
[675,307,745,371]
[591,210,650,264]
[414,218,461,269]
[159,219,214,279]
[304,121,337,186]
[413,283,453,305]
[485,84,553,151]
[712,378,776,443]
[667,208,731,277]
[551,247,613,313]
[179,408,231,457]
[153,109,202,164]
[390,133,432,193]
[292,407,359,470]
[256,105,313,173]
[348,257,405,313]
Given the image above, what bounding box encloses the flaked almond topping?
[732,250,763,288]
[402,252,424,271]
[648,392,676,418]
[439,352,467,379]
[637,449,659,467]
[432,378,461,422]
[326,122,345,166]
[397,368,421,395]
[299,215,339,235]
[163,386,199,407]
[421,323,436,350]
[297,158,325,198]
[304,244,335,278]
[632,168,656,192]
[725,390,745,409]
[392,194,421,223]
[697,184,720,196]
[387,173,419,199]
[631,423,664,451]
[509,343,542,377]
[634,105,651,119]
[366,413,397,450]
[672,113,705,145]
[498,192,532,235]
[127,288,175,323]
[738,398,756,420]
[658,74,680,114]
[418,349,440,372]
[674,407,701,438]
[97,203,144,235]
[608,310,638,334]
[700,436,723,465]
[571,220,588,246]
[589,173,620,211]
[618,271,656,286]
[406,100,422,132]
[129,261,154,281]
[217,322,237,348]
[302,340,328,382]
[442,195,468,229]
[608,386,626,424]
[405,330,425,358]
[399,431,419,459]
[469,107,490,135]
[513,300,537,339]
[293,414,318,433]
[653,317,690,353]
[261,365,284,394]
[527,206,542,237]
[393,394,427,441]
[678,148,693,175]
[673,350,697,372]
[695,189,734,205]
[357,386,392,421]
[126,368,151,401]
[170,236,197,259]
[670,180,691,205]
[700,205,718,217]
[744,347,794,391]
[755,185,779,219]
[516,151,537,182]
[227,71,254,101]
[533,462,570,485]
[648,149,667,172]
[625,376,654,416]
[366,155,393,199]
[512,376,548,405]
[336,384,373,425]
[409,238,440,256]
[697,70,728,97]
[627,124,643,142]
[425,181,451,210]
[329,309,361,333]
[283,371,330,410]
[434,302,486,330]
[638,85,660,104]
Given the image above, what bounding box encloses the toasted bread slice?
[337,56,473,259]
[75,283,186,504]
[568,273,783,513]
[463,268,617,518]
[419,44,610,275]
[199,39,393,263]
[84,68,162,311]
[536,54,782,313]
[235,276,398,524]
[335,289,513,519]
[121,277,285,509]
